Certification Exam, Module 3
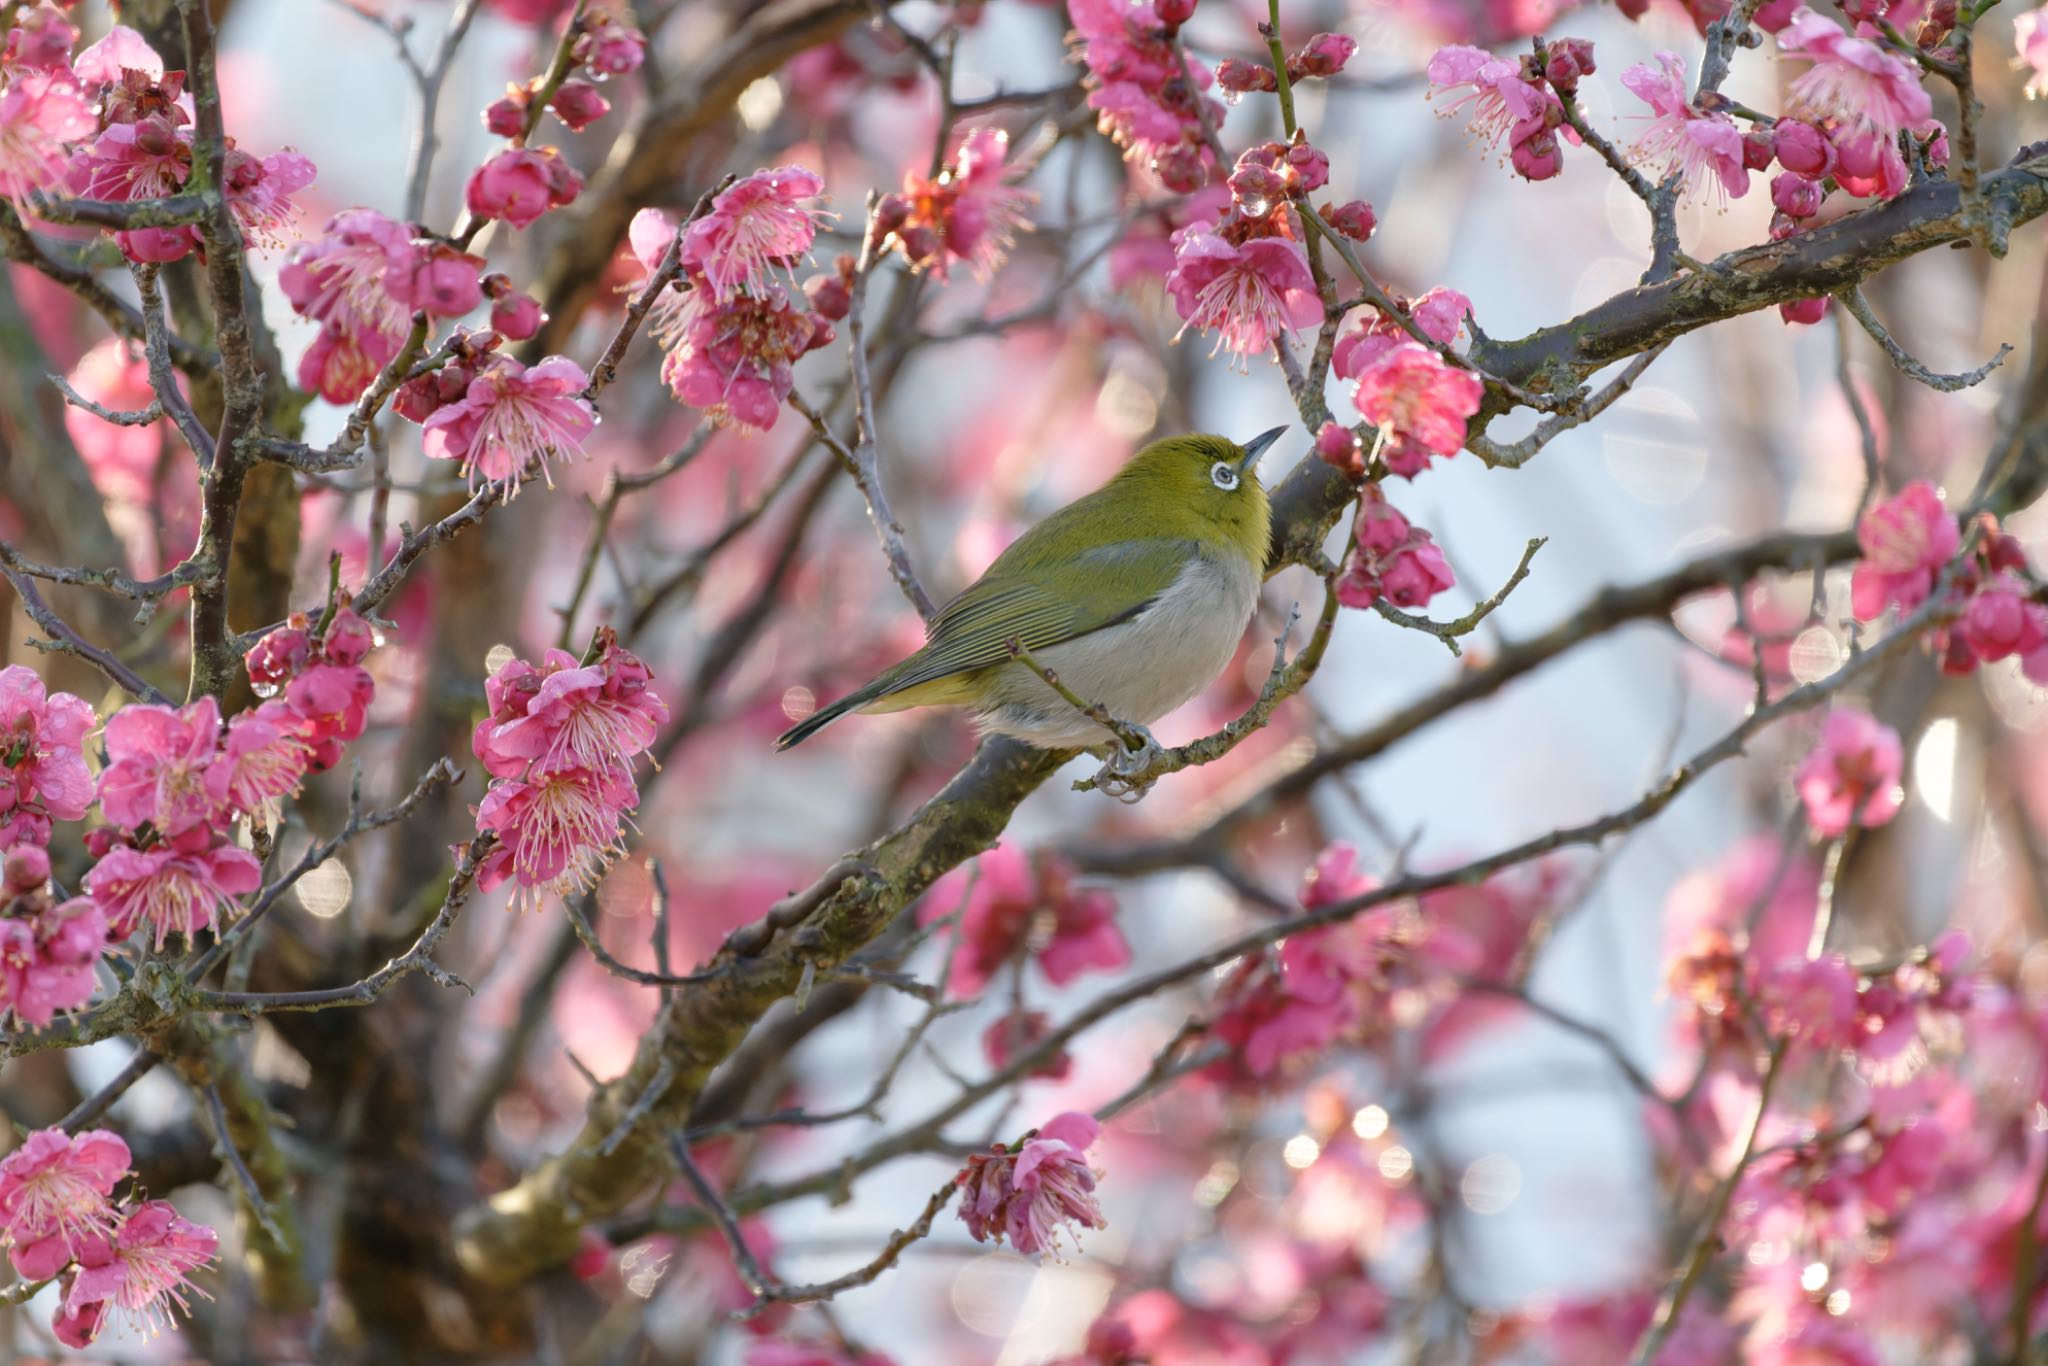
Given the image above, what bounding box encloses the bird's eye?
[1210,461,1239,491]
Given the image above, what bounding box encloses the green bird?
[776,427,1285,752]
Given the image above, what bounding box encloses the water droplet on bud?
[251,681,278,699]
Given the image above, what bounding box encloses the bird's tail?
[774,681,887,751]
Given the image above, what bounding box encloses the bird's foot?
[1090,724,1165,804]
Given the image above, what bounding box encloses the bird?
[776,427,1285,754]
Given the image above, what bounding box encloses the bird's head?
[1112,427,1285,565]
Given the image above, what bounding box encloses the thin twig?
[1373,537,1546,656]
[1838,285,2012,392]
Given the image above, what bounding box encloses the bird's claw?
[1090,724,1164,803]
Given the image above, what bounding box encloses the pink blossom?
[71,26,163,88]
[384,239,485,318]
[420,355,596,493]
[0,1128,127,1280]
[1069,0,1221,187]
[84,832,261,948]
[1165,225,1321,360]
[1779,9,1931,200]
[1795,708,1903,837]
[464,145,582,229]
[1849,480,1958,621]
[747,1342,896,1366]
[60,1200,216,1343]
[878,128,1036,281]
[280,208,415,403]
[936,843,1130,998]
[957,1111,1106,1256]
[0,897,109,1029]
[1757,952,1859,1050]
[0,67,93,199]
[472,632,666,779]
[655,280,822,433]
[97,697,223,837]
[1427,44,1559,157]
[474,765,637,905]
[64,114,193,262]
[0,665,94,845]
[208,702,312,816]
[1621,51,1750,200]
[1333,288,1470,381]
[3,4,76,72]
[1351,343,1483,478]
[283,660,375,770]
[682,166,827,302]
[223,147,316,251]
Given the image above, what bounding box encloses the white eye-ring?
[1210,461,1240,491]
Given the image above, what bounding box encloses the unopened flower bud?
[1324,198,1376,240]
[1153,0,1196,25]
[550,79,611,132]
[484,94,527,138]
[1315,421,1362,477]
[1288,32,1356,79]
[1153,143,1208,193]
[4,845,49,894]
[1543,37,1595,94]
[1779,296,1828,326]
[1771,172,1824,219]
[1741,127,1776,171]
[1772,119,1833,177]
[1216,58,1278,94]
[490,291,545,340]
[1285,142,1330,192]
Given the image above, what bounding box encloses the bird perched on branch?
[777,427,1285,758]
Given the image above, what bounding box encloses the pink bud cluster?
[956,1111,1106,1257]
[471,628,669,906]
[873,127,1037,282]
[1335,488,1457,611]
[1216,32,1356,96]
[0,1127,217,1347]
[929,842,1131,1000]
[1848,481,2048,680]
[462,4,647,230]
[1066,0,1225,192]
[627,167,838,432]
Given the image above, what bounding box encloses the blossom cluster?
[1848,479,2048,678]
[0,1127,216,1347]
[1208,843,1556,1082]
[1067,0,1224,193]
[0,16,314,261]
[627,166,839,433]
[873,128,1036,282]
[471,628,669,906]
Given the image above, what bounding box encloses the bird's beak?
[1236,426,1287,475]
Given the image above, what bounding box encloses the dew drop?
[251,681,278,699]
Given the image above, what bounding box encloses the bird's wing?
[875,537,1200,696]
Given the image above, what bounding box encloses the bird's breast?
[978,553,1262,748]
